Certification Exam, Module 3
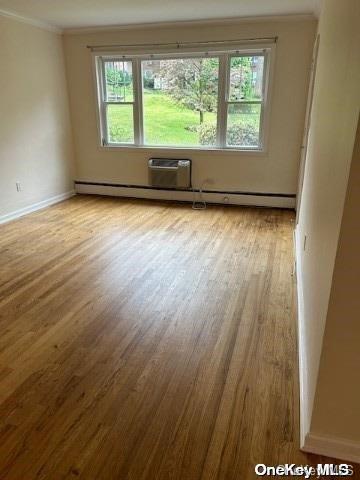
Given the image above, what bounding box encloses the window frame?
[225,53,267,149]
[94,45,274,152]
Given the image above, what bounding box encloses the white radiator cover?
[74,183,296,208]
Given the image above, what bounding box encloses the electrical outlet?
[16,182,22,192]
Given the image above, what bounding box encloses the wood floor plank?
[0,195,356,479]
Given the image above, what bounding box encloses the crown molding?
[0,7,62,34]
[313,0,323,18]
[0,8,317,36]
[63,14,317,35]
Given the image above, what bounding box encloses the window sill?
[98,144,268,156]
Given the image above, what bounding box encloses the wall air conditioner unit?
[148,158,191,189]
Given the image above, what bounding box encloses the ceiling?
[0,0,320,30]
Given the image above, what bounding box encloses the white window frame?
[94,44,274,152]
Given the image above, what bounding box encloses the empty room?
[0,0,359,478]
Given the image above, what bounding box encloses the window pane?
[142,58,219,147]
[107,104,134,143]
[229,56,264,102]
[104,61,133,102]
[227,104,261,147]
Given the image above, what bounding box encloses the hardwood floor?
[0,195,351,479]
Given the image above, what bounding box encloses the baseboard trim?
[75,182,296,208]
[0,190,76,225]
[303,433,360,464]
[294,226,310,449]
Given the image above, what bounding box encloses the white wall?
[311,115,360,445]
[0,15,75,219]
[63,17,316,195]
[296,0,360,448]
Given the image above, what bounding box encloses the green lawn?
[107,89,259,146]
[142,90,216,146]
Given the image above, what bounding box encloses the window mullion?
[226,100,262,105]
[100,57,107,103]
[104,101,135,106]
[133,58,143,146]
[217,54,229,148]
[258,51,269,149]
[100,59,109,144]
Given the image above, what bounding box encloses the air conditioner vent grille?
[151,159,179,168]
[148,158,191,189]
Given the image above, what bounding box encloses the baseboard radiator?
[74,181,296,209]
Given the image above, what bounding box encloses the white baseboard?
[75,183,296,208]
[303,433,360,464]
[0,190,76,225]
[295,226,311,449]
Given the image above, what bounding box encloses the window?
[103,60,135,143]
[227,55,265,147]
[95,47,271,150]
[141,58,219,147]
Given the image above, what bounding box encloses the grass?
[142,90,216,146]
[107,88,259,146]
